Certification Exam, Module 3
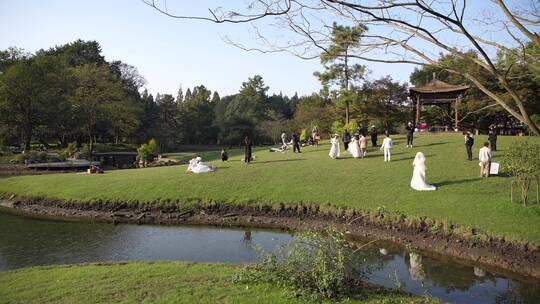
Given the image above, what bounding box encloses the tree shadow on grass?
[417,142,449,147]
[433,178,479,187]
[392,154,434,162]
[251,159,307,164]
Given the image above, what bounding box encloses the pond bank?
[1,197,539,279]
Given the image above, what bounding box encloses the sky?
[0,0,421,97]
[4,0,524,99]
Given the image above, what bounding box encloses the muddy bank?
[1,197,539,279]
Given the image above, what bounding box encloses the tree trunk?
[88,131,94,161]
[344,50,350,125]
[23,125,32,152]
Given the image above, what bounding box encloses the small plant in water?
[391,269,404,292]
[233,227,374,301]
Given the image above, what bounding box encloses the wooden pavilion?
[409,79,469,130]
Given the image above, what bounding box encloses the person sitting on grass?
[380,132,393,162]
[220,149,228,162]
[479,142,492,178]
[187,157,216,173]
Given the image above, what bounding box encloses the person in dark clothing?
[488,126,497,151]
[292,132,301,153]
[244,136,252,163]
[343,129,351,151]
[370,126,378,147]
[464,131,474,161]
[220,148,228,161]
[405,122,414,148]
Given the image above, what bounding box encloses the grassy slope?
[1,135,539,244]
[0,262,437,304]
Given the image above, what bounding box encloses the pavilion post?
[415,95,421,126]
[454,96,461,131]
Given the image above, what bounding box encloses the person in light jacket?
[359,133,368,157]
[380,132,393,162]
[478,142,492,178]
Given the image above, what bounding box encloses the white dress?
[410,152,436,191]
[187,157,216,173]
[329,137,340,159]
[347,138,361,158]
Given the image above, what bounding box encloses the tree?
[70,64,127,155]
[220,75,269,144]
[176,86,184,103]
[362,76,409,131]
[37,39,106,67]
[0,56,71,150]
[184,88,192,103]
[155,94,180,151]
[180,85,217,144]
[314,23,366,124]
[211,91,220,103]
[145,0,540,134]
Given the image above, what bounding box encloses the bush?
[137,139,159,167]
[233,227,372,301]
[147,138,159,156]
[14,151,48,164]
[62,142,79,159]
[502,141,540,206]
[299,129,307,142]
[331,119,360,136]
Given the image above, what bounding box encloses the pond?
[0,211,538,304]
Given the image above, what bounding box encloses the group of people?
[329,130,394,162]
[464,129,496,178]
[188,123,499,189]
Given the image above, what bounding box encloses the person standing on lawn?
[406,121,414,148]
[359,133,368,157]
[370,125,378,147]
[329,134,341,159]
[292,132,301,153]
[380,132,393,162]
[244,136,252,163]
[464,131,474,161]
[343,129,351,151]
[312,126,320,146]
[488,126,497,152]
[479,142,492,178]
[280,131,288,151]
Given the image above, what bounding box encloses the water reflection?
[1,211,539,304]
[0,212,292,271]
[367,243,540,304]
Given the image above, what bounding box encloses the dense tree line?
[0,40,422,153]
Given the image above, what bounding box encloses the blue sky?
[0,1,438,97]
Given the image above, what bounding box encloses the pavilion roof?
[409,79,469,94]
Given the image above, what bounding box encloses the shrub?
[233,227,372,301]
[299,129,307,142]
[502,141,540,206]
[62,142,79,159]
[148,138,159,156]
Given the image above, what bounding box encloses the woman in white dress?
[347,134,361,158]
[187,157,216,173]
[329,134,340,159]
[410,152,436,191]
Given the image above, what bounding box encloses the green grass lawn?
[1,135,540,244]
[0,261,438,304]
